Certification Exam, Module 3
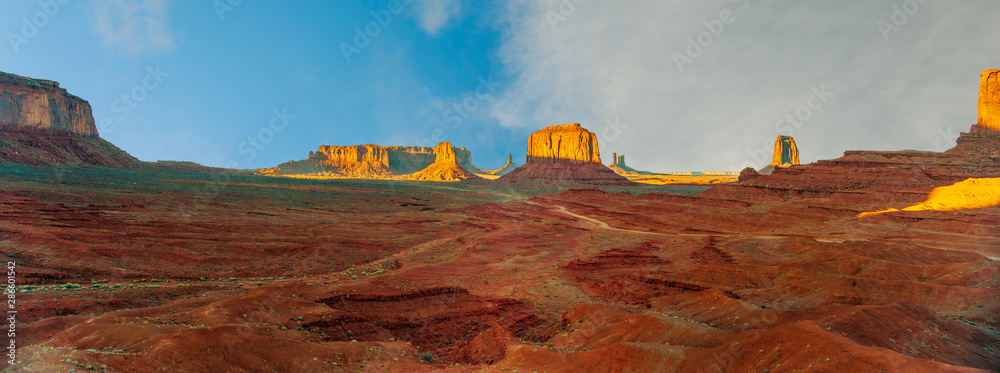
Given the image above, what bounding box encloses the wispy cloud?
[92,0,174,55]
[414,0,462,35]
[493,0,1000,172]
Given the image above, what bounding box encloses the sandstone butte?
[978,69,1000,132]
[770,135,800,167]
[0,71,142,168]
[739,69,1000,217]
[259,144,483,178]
[498,123,633,186]
[406,142,482,181]
[526,123,601,163]
[608,152,641,176]
[481,153,518,176]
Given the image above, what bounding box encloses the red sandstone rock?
[978,69,1000,132]
[406,142,482,181]
[770,135,800,167]
[499,123,632,186]
[261,144,483,177]
[608,152,643,176]
[0,71,97,136]
[738,167,760,182]
[0,71,142,168]
[526,123,601,163]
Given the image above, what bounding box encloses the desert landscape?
[3,2,1000,373]
[1,67,998,372]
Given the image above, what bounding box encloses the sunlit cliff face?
[525,123,602,164]
[857,177,1000,218]
[979,69,1000,132]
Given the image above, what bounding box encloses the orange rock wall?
[978,69,1000,132]
[770,135,800,166]
[526,123,601,163]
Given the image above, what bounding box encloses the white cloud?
[414,0,462,35]
[493,0,1000,172]
[92,0,174,55]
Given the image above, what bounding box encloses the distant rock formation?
[977,69,999,132]
[261,144,483,178]
[769,135,800,167]
[0,71,97,136]
[728,70,1000,209]
[608,152,644,176]
[0,71,142,168]
[738,167,760,182]
[499,123,632,186]
[482,153,518,176]
[406,142,482,181]
[526,123,601,163]
[310,144,395,177]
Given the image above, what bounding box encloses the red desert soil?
[2,155,998,372]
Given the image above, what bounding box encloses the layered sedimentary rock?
[978,69,1000,132]
[526,123,601,163]
[769,135,800,167]
[261,144,483,178]
[724,127,1000,208]
[406,142,482,181]
[0,71,142,168]
[729,74,1000,208]
[310,144,395,177]
[499,123,632,186]
[608,152,642,176]
[482,153,518,176]
[857,177,1000,217]
[0,71,97,136]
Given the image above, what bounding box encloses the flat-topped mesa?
[770,135,800,167]
[977,69,1000,133]
[0,71,97,136]
[268,143,483,177]
[499,123,633,186]
[526,123,601,163]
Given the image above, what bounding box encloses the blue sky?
[2,1,999,172]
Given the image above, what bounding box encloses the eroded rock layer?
[770,135,800,167]
[0,71,143,168]
[526,123,601,163]
[729,128,1000,208]
[0,71,97,136]
[500,123,632,186]
[978,69,1000,131]
[261,144,483,177]
[406,142,482,181]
